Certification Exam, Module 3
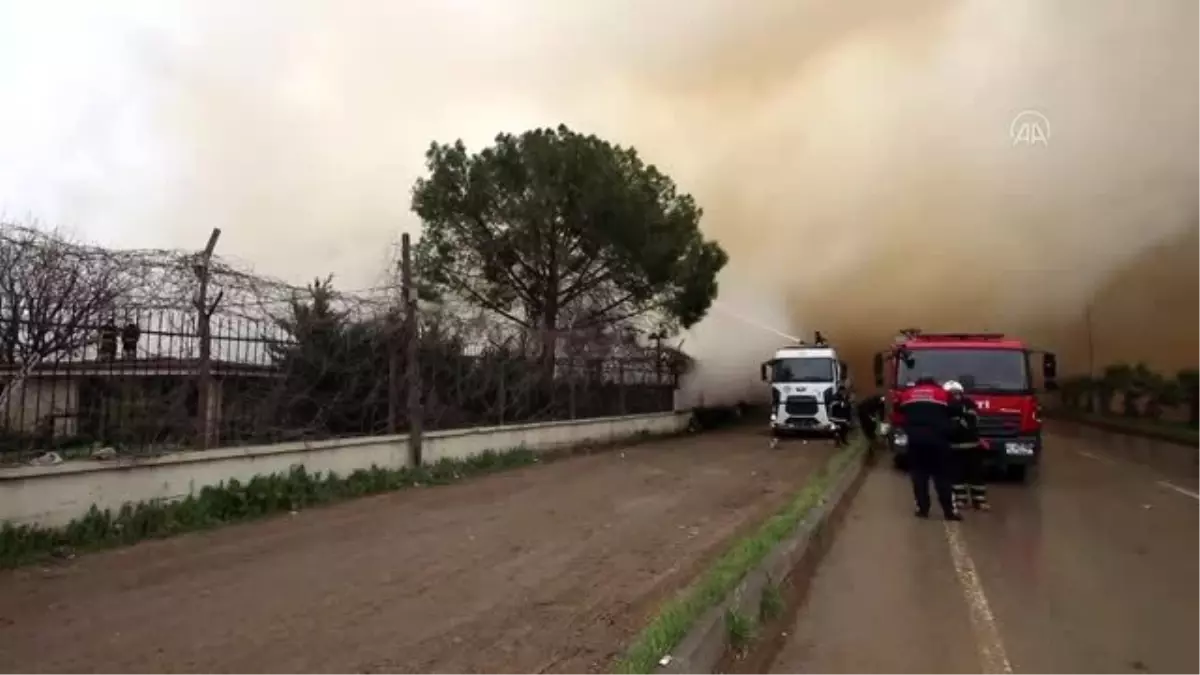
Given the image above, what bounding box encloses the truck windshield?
[772,358,834,383]
[896,348,1030,394]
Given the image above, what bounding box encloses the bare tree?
[0,223,132,410]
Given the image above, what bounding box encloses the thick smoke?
[1,0,1195,405]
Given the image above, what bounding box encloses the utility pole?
[1084,301,1096,378]
[401,233,422,466]
[193,228,222,450]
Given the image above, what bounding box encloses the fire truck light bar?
[910,332,1006,341]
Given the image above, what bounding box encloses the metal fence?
[0,312,678,462]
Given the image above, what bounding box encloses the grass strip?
[1,447,548,569]
[612,437,865,674]
[1047,409,1199,446]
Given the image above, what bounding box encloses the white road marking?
[1077,449,1199,500]
[1156,480,1200,500]
[943,522,1014,675]
[1076,449,1115,465]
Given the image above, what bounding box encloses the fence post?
[401,233,422,466]
[454,357,462,414]
[568,355,577,420]
[498,365,507,425]
[617,359,626,415]
[193,228,221,450]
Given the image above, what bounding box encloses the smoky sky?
[0,0,1195,403]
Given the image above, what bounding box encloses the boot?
[970,485,989,511]
[952,484,970,511]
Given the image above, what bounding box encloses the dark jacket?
[896,379,953,457]
[948,396,980,450]
[857,395,885,424]
[855,395,884,439]
[829,397,851,425]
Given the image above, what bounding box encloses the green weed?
[725,608,756,653]
[759,578,785,621]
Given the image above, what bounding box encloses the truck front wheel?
[1005,464,1028,483]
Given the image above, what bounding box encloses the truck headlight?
[892,430,908,447]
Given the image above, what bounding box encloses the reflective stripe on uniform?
[969,484,988,505]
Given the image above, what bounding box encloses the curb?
[656,443,872,674]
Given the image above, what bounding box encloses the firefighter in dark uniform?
[828,386,852,447]
[856,393,885,445]
[945,380,989,511]
[896,376,961,520]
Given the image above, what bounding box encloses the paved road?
[0,428,832,674]
[769,427,1198,674]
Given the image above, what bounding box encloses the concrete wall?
[0,411,690,528]
[1,378,79,436]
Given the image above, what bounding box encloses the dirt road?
[768,425,1198,674]
[0,428,834,674]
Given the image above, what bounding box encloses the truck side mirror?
[872,354,884,387]
[838,360,848,382]
[760,361,771,382]
[1042,352,1058,390]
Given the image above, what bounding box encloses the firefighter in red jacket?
[896,376,961,520]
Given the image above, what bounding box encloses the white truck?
[760,338,849,437]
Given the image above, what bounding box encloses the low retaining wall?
[0,412,690,528]
[1045,418,1199,478]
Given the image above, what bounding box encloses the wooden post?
[401,233,422,466]
[193,228,222,450]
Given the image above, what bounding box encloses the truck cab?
[762,342,848,437]
[872,331,1057,482]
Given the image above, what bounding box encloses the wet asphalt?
[768,426,1198,674]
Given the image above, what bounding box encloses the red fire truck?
[872,329,1058,482]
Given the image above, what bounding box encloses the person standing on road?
[896,376,961,521]
[945,380,989,511]
[856,393,885,444]
[829,386,852,447]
